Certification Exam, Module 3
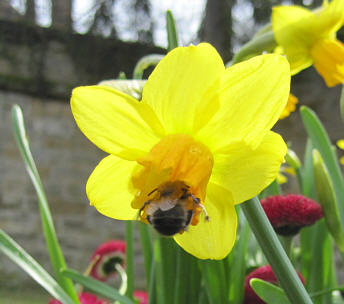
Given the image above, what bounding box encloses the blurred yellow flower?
[280,93,298,119]
[272,0,344,87]
[336,139,344,164]
[71,43,290,260]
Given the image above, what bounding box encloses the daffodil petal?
[86,155,137,220]
[272,2,344,74]
[71,85,163,160]
[272,6,315,73]
[316,0,344,35]
[196,54,290,151]
[141,43,225,134]
[210,131,287,204]
[174,183,237,260]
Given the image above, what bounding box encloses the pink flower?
[49,292,109,304]
[134,290,148,304]
[244,265,305,304]
[261,194,323,236]
[90,240,126,281]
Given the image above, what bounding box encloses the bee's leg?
[190,194,210,221]
[137,200,151,220]
[148,188,158,196]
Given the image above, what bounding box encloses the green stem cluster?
[242,197,313,304]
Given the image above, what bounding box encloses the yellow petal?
[86,155,138,220]
[272,2,344,74]
[141,43,225,134]
[71,85,163,160]
[272,6,314,73]
[174,183,237,260]
[317,0,344,35]
[196,54,290,151]
[210,131,287,204]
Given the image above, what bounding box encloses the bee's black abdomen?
[148,204,192,236]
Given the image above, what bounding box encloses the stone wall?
[0,19,164,292]
[0,18,343,295]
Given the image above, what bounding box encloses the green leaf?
[153,237,167,304]
[200,260,227,304]
[250,279,291,304]
[62,268,135,304]
[227,218,250,304]
[300,140,317,282]
[153,236,179,304]
[313,150,344,254]
[11,105,79,303]
[166,10,179,51]
[300,106,344,231]
[174,247,201,304]
[0,229,74,304]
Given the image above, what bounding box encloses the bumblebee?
[138,181,209,236]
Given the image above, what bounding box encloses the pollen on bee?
[137,180,210,236]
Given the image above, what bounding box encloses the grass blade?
[62,268,135,304]
[11,105,79,302]
[166,10,179,51]
[0,229,74,304]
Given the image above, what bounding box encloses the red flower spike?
[134,290,149,304]
[261,194,323,236]
[244,265,305,304]
[49,292,109,304]
[90,240,126,281]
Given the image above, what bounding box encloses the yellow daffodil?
[280,93,298,119]
[71,43,290,260]
[272,0,344,87]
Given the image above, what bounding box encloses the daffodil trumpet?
[71,43,290,259]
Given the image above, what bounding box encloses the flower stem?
[241,197,313,304]
[125,221,134,300]
[280,236,293,259]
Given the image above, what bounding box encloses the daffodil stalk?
[230,31,277,66]
[242,197,313,304]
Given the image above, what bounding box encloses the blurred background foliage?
[2,0,332,62]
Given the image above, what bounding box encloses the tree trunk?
[25,0,36,24]
[51,0,72,31]
[199,0,234,62]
